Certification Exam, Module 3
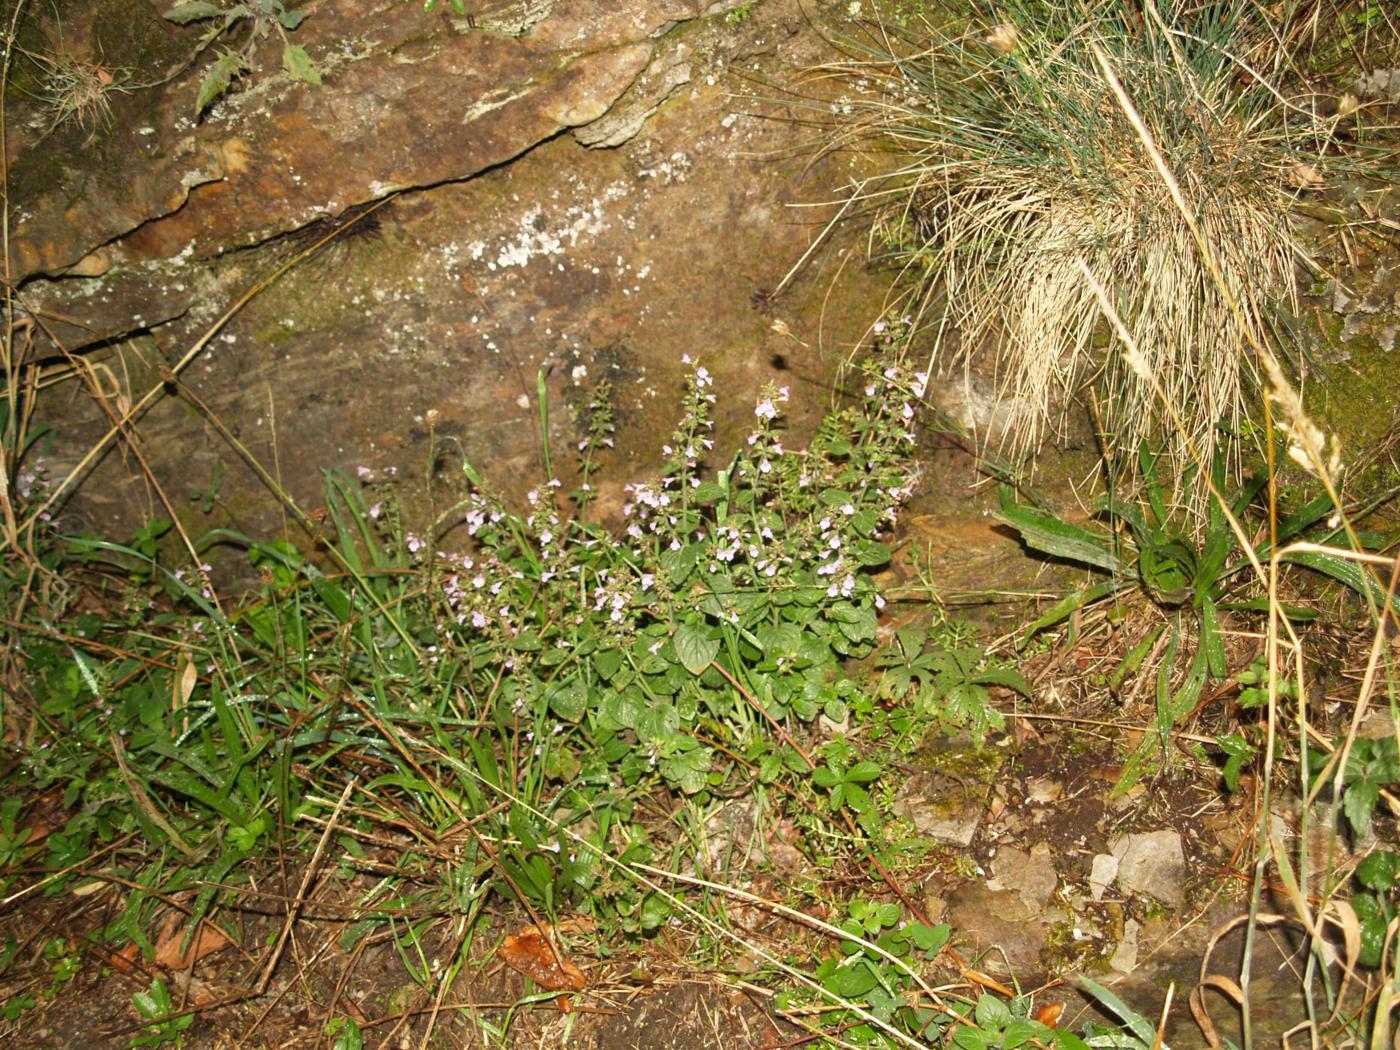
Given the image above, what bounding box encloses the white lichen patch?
[464,181,629,273]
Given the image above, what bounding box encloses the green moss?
[1305,311,1400,464]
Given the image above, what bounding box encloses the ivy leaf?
[282,43,321,84]
[673,623,718,675]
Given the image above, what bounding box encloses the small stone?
[1109,918,1140,973]
[1089,853,1119,902]
[893,746,1004,847]
[993,844,1059,908]
[1111,830,1186,907]
[947,884,1047,976]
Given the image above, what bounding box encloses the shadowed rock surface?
[16,0,886,561]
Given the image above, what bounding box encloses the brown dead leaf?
[154,914,232,970]
[1034,1002,1063,1028]
[499,924,586,993]
[105,943,142,976]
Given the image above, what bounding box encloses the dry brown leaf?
[499,923,586,993]
[1034,1002,1063,1028]
[154,914,232,971]
[106,943,142,976]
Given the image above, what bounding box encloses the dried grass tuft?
[831,0,1369,490]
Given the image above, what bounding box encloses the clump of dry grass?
[835,0,1371,490]
[21,45,127,135]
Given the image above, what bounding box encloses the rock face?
[14,0,886,559]
[1110,830,1187,907]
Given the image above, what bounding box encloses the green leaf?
[824,959,879,998]
[593,649,623,680]
[997,486,1124,573]
[195,49,246,116]
[1282,549,1399,616]
[1355,893,1387,968]
[164,1,226,23]
[1200,597,1226,679]
[547,680,587,723]
[845,760,882,783]
[1079,977,1156,1045]
[1003,1019,1049,1048]
[1356,850,1400,891]
[660,543,700,586]
[974,994,1012,1030]
[853,539,892,567]
[1022,580,1125,642]
[908,922,949,953]
[1344,779,1380,837]
[282,43,321,84]
[673,623,719,675]
[812,765,840,788]
[1216,733,1255,794]
[952,1025,992,1050]
[279,8,311,29]
[1051,1029,1094,1050]
[970,667,1032,696]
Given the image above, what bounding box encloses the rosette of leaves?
[874,624,1029,744]
[164,1,320,118]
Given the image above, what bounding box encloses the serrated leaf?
[846,760,882,783]
[279,8,311,29]
[164,1,226,23]
[673,622,718,675]
[1003,1019,1049,1048]
[282,43,321,84]
[195,49,246,115]
[853,539,891,567]
[953,1025,993,1050]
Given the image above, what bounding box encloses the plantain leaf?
[997,487,1124,573]
[1282,549,1399,615]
